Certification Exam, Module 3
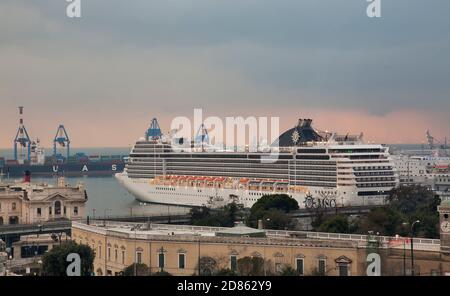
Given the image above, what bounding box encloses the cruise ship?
[116,118,399,208]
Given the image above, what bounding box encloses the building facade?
[0,178,87,225]
[72,211,450,276]
[72,222,361,276]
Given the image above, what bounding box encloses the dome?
[273,119,323,147]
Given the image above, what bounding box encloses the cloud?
[0,0,449,147]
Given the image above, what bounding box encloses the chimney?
[24,170,31,183]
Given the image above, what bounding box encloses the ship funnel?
[24,170,31,183]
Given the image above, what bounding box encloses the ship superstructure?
[116,118,399,208]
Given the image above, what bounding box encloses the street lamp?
[395,233,407,276]
[410,220,420,276]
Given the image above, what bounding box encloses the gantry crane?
[146,118,162,141]
[53,125,70,159]
[13,106,31,162]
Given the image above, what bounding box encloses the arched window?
[9,216,19,224]
[54,201,62,215]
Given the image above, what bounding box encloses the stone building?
[0,177,87,225]
[72,222,361,276]
[72,203,450,276]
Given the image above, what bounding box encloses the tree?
[356,206,405,236]
[355,185,440,237]
[197,256,218,276]
[153,270,172,276]
[215,268,237,276]
[42,241,94,276]
[280,266,300,276]
[310,185,441,239]
[190,206,212,224]
[262,209,290,230]
[387,185,440,238]
[309,267,326,276]
[121,263,151,276]
[237,256,266,276]
[189,203,243,227]
[316,214,351,233]
[247,194,299,228]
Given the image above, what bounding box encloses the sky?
[0,0,449,148]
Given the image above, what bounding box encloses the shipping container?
[89,155,100,162]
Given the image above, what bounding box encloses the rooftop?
[0,178,86,201]
[73,221,442,251]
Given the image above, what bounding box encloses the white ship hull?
[115,172,385,209]
[116,117,397,209]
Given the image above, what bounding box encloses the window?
[318,259,326,275]
[0,202,2,211]
[122,250,125,264]
[115,249,118,262]
[54,201,61,215]
[296,258,304,275]
[108,247,111,261]
[136,252,142,264]
[49,207,52,215]
[158,252,165,269]
[63,206,67,215]
[37,208,42,216]
[74,207,78,215]
[230,255,237,272]
[178,253,186,269]
[98,246,102,259]
[12,202,16,211]
[275,263,283,273]
[338,264,349,276]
